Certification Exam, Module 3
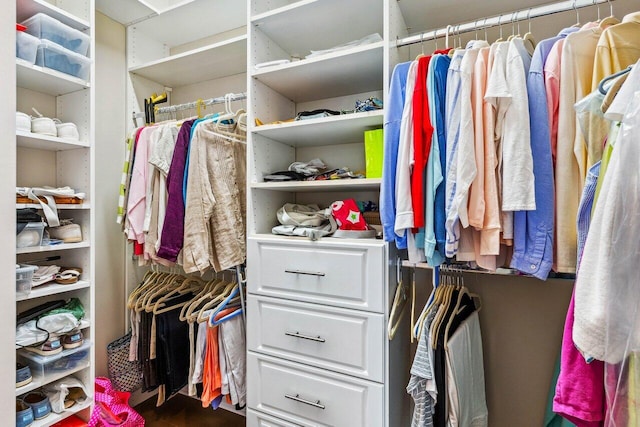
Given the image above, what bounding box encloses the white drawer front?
[247,237,386,312]
[248,353,384,427]
[247,295,384,382]
[247,409,302,427]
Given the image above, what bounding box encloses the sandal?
[55,267,82,284]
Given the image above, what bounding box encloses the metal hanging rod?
[155,92,247,114]
[395,0,616,48]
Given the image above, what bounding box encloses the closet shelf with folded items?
[124,268,246,412]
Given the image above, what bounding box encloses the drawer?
[247,237,386,312]
[247,295,384,382]
[247,353,384,427]
[247,409,302,427]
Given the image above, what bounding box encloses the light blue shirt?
[381,62,411,250]
[511,28,578,280]
[425,56,445,266]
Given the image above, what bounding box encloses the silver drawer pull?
[285,393,326,410]
[285,331,326,343]
[285,269,326,277]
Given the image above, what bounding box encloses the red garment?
[411,55,433,229]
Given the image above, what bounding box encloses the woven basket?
[363,211,381,225]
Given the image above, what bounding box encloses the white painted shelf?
[17,281,91,302]
[252,42,384,103]
[253,110,383,147]
[251,178,381,192]
[129,35,247,87]
[17,0,90,30]
[17,60,90,97]
[16,130,90,151]
[251,0,382,58]
[17,203,91,210]
[32,399,92,427]
[17,241,91,255]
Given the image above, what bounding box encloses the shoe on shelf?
[54,267,82,285]
[24,337,63,356]
[22,391,52,420]
[16,399,34,427]
[16,363,33,388]
[47,223,82,243]
[62,331,84,350]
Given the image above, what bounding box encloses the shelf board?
[17,241,91,255]
[129,35,247,87]
[16,130,90,151]
[17,280,91,302]
[17,203,90,210]
[17,59,90,96]
[249,233,386,247]
[251,178,381,192]
[32,399,92,427]
[15,362,90,397]
[251,0,382,59]
[17,0,90,31]
[253,110,383,147]
[252,42,384,103]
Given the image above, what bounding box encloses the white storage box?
[17,341,91,382]
[17,222,45,248]
[16,30,40,64]
[22,13,90,56]
[16,265,38,296]
[16,112,31,133]
[35,40,91,81]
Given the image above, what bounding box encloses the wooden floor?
[136,394,246,426]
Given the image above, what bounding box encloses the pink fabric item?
[331,199,368,230]
[126,126,155,244]
[89,377,145,427]
[553,293,605,426]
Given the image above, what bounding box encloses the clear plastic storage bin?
[16,30,40,64]
[36,40,91,81]
[17,222,45,248]
[22,13,90,56]
[16,265,37,296]
[17,342,91,382]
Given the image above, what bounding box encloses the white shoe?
[48,224,82,243]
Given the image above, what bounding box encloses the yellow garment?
[592,123,619,215]
[555,27,602,273]
[592,13,640,92]
[601,73,629,114]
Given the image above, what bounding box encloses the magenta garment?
[156,119,195,262]
[553,292,605,426]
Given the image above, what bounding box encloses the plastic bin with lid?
[17,222,45,248]
[16,30,40,64]
[16,265,38,296]
[17,341,91,382]
[36,40,91,81]
[22,13,90,56]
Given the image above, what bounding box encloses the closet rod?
[155,92,247,114]
[395,0,616,47]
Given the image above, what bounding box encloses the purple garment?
[157,119,195,262]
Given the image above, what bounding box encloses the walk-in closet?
[3,0,640,426]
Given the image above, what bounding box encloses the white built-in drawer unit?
[247,237,386,312]
[247,353,384,427]
[247,409,301,427]
[247,295,384,381]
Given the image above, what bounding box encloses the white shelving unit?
[246,0,409,426]
[14,0,95,425]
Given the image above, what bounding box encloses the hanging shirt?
[412,55,433,229]
[395,60,419,236]
[430,54,451,259]
[444,49,466,257]
[555,26,603,273]
[424,55,445,266]
[127,126,157,244]
[573,87,640,364]
[502,37,535,212]
[484,42,513,243]
[381,62,411,250]
[512,30,574,280]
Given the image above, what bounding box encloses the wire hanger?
[572,0,581,27]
